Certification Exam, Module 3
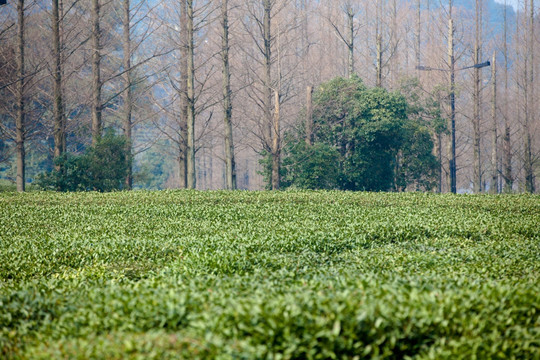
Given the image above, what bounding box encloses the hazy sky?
[493,0,519,10]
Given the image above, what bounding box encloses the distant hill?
[426,0,516,29]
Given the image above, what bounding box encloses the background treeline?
[0,0,538,193]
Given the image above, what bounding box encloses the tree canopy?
[282,76,438,191]
[36,131,132,192]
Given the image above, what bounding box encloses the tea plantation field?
[1,191,539,359]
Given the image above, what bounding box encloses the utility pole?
[416,25,490,193]
[416,0,491,193]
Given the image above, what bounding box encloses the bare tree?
[237,0,278,188]
[150,0,218,189]
[177,0,188,188]
[0,0,536,192]
[325,2,357,79]
[271,88,280,190]
[114,0,164,189]
[523,0,535,192]
[502,0,513,192]
[121,0,133,188]
[0,30,16,169]
[472,0,483,193]
[415,0,422,70]
[221,0,236,189]
[91,0,102,144]
[15,0,26,191]
[448,2,456,193]
[375,0,384,87]
[52,0,65,166]
[490,50,498,194]
[263,0,274,187]
[186,0,196,189]
[388,0,400,85]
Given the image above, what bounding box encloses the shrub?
[36,132,131,192]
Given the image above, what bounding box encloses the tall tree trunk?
[186,0,196,189]
[502,0,513,192]
[209,153,213,189]
[122,0,132,189]
[473,0,482,193]
[59,0,65,154]
[91,0,102,145]
[438,132,442,193]
[524,0,535,193]
[490,51,498,194]
[448,15,457,194]
[263,0,272,155]
[177,135,187,188]
[306,85,313,146]
[390,0,398,85]
[178,0,188,188]
[346,5,354,78]
[446,132,452,192]
[16,0,25,192]
[375,0,382,87]
[52,0,65,166]
[222,0,236,190]
[262,0,276,189]
[271,90,280,190]
[415,0,421,70]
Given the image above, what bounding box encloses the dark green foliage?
[36,153,90,191]
[258,150,278,190]
[36,131,131,192]
[395,78,446,192]
[283,76,439,191]
[282,142,340,189]
[395,121,439,191]
[398,77,447,137]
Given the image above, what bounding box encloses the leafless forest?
[0,0,538,192]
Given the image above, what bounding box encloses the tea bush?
[1,191,539,359]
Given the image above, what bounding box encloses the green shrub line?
[1,191,539,359]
